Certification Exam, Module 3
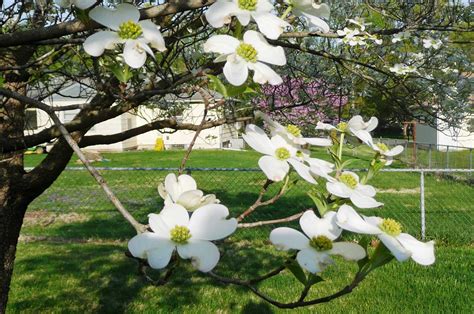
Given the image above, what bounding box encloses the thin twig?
[178,86,211,175]
[238,211,305,228]
[237,176,290,222]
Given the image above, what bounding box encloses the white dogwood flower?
[389,63,418,75]
[306,157,334,181]
[423,37,442,49]
[289,0,331,33]
[337,27,368,46]
[128,203,237,272]
[158,173,219,211]
[270,210,366,273]
[367,141,404,165]
[203,31,286,86]
[326,171,383,208]
[316,115,378,144]
[256,111,332,146]
[336,205,435,265]
[83,3,166,68]
[56,0,95,10]
[205,0,290,39]
[391,31,410,43]
[242,124,316,183]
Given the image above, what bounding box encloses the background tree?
[0,0,471,311]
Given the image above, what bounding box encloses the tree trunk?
[0,185,29,314]
[0,88,28,313]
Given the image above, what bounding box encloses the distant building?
[25,84,245,152]
[416,117,474,149]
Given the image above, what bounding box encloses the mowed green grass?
[8,149,474,313]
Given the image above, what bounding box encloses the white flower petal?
[159,203,190,229]
[188,204,237,241]
[329,242,366,260]
[355,184,376,197]
[336,205,382,234]
[350,190,383,209]
[177,174,197,192]
[385,145,404,157]
[177,190,204,211]
[269,227,309,250]
[205,1,239,28]
[378,234,411,262]
[301,13,330,33]
[315,121,335,130]
[288,158,316,184]
[148,213,170,237]
[242,124,274,155]
[365,117,379,132]
[352,129,373,144]
[177,239,220,272]
[128,232,170,259]
[397,233,435,265]
[235,11,251,25]
[304,137,332,146]
[326,181,351,198]
[296,248,333,274]
[300,210,341,240]
[248,62,283,85]
[89,3,139,30]
[223,54,249,86]
[140,20,167,51]
[83,31,120,57]
[203,35,240,54]
[74,0,96,10]
[146,242,176,269]
[164,173,179,201]
[252,12,289,40]
[243,30,286,65]
[258,155,289,182]
[123,39,148,68]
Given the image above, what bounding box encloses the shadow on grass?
[10,239,285,313]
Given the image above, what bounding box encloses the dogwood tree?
[0,0,470,311]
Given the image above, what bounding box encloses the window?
[25,109,38,130]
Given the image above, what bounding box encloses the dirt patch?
[18,235,126,244]
[23,211,89,227]
[378,188,420,194]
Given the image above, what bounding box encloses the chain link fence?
[24,167,473,245]
[373,139,473,169]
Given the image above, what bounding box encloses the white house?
[25,84,245,152]
[416,117,474,150]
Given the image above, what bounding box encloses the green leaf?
[357,237,371,270]
[109,64,133,83]
[307,192,328,216]
[207,74,228,97]
[285,259,307,286]
[340,158,358,169]
[307,273,324,286]
[368,242,394,271]
[0,75,4,87]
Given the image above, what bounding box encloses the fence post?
[470,148,472,172]
[428,144,432,169]
[446,145,449,169]
[420,170,426,240]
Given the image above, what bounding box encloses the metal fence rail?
[26,167,473,244]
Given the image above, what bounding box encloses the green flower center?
[170,225,191,244]
[339,173,358,189]
[275,147,291,160]
[379,218,402,236]
[286,124,301,137]
[336,122,348,132]
[118,20,143,40]
[376,143,389,152]
[236,43,258,63]
[238,0,258,11]
[310,235,333,251]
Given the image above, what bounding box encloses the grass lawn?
[8,149,474,313]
